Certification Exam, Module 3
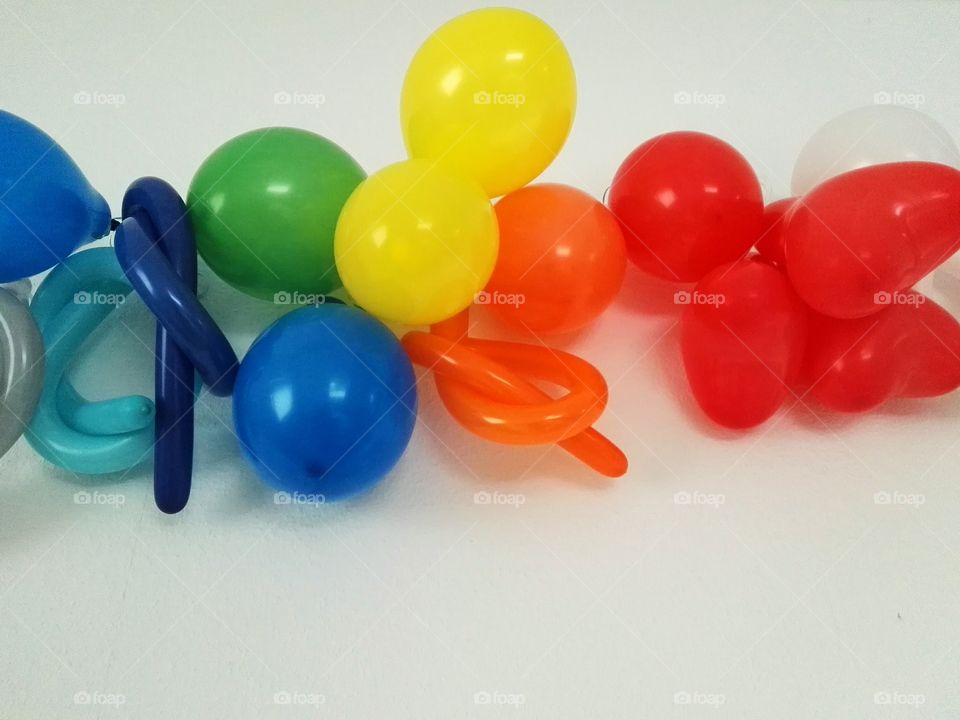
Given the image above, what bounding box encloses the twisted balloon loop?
[114,177,238,513]
[402,311,627,477]
[27,247,155,474]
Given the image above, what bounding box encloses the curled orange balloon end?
[402,311,628,478]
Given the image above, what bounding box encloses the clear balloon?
[791,105,960,196]
[401,8,576,198]
[0,111,111,282]
[335,159,498,326]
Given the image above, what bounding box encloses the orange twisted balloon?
[402,310,627,477]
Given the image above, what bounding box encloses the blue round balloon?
[0,110,111,282]
[233,304,417,500]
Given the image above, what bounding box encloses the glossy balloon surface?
[188,128,365,300]
[335,160,498,326]
[402,311,627,477]
[804,292,960,412]
[609,132,763,282]
[116,176,239,514]
[754,198,796,269]
[486,184,626,335]
[401,8,576,198]
[0,111,110,282]
[27,248,155,474]
[681,257,808,429]
[233,305,417,500]
[0,284,44,460]
[784,162,960,319]
[792,105,960,196]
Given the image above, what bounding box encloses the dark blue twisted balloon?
[114,177,238,514]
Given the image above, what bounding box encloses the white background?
[2,1,960,718]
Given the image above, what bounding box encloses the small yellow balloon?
[401,8,576,199]
[334,160,499,326]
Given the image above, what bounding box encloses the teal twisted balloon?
[26,247,155,474]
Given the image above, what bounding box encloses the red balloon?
[487,184,626,335]
[785,162,960,319]
[609,131,763,282]
[803,291,960,412]
[754,197,797,269]
[681,257,808,429]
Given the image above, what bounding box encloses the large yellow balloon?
[401,8,576,199]
[334,160,499,326]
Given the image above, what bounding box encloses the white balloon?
[791,105,960,196]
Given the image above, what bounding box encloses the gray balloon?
[0,283,44,459]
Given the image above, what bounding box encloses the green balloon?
[188,128,365,300]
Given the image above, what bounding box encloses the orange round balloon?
[485,184,627,335]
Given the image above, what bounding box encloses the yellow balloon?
[401,8,576,199]
[334,160,499,326]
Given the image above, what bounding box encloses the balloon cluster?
[3,7,960,514]
[0,8,628,514]
[607,106,960,428]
